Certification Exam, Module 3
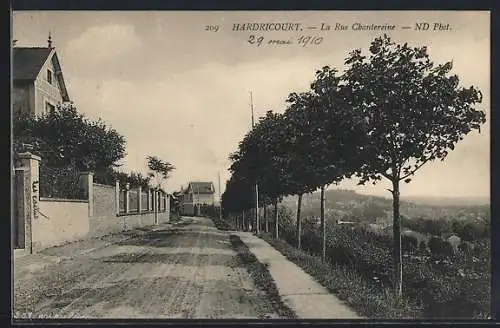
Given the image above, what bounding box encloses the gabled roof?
[187,181,214,194]
[13,47,70,101]
[13,47,52,80]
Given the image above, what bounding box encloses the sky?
[12,10,490,200]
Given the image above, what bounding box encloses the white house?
[181,181,216,216]
[12,35,70,117]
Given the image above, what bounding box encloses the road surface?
[13,217,284,319]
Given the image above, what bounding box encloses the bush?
[200,204,220,218]
[402,235,418,253]
[458,241,473,255]
[429,237,455,257]
[457,222,488,242]
[418,240,428,253]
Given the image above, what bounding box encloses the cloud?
[62,24,142,77]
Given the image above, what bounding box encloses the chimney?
[48,31,53,48]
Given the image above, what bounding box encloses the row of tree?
[221,35,486,297]
[13,102,175,193]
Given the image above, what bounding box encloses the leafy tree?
[227,111,292,236]
[283,91,327,249]
[14,102,126,197]
[221,174,254,229]
[128,171,151,189]
[286,66,361,261]
[115,171,130,188]
[13,102,126,172]
[343,35,486,296]
[147,155,175,190]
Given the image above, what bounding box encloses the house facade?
[181,181,215,216]
[12,36,70,117]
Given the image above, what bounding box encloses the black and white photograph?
[11,10,491,320]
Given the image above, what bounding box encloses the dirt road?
[13,217,284,319]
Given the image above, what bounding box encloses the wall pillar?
[166,194,170,222]
[154,190,158,225]
[138,186,143,213]
[115,180,120,215]
[14,168,27,249]
[147,188,151,211]
[78,171,94,217]
[125,183,130,214]
[15,152,41,254]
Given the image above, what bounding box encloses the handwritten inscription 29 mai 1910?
[204,21,452,47]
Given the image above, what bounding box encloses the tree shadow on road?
[100,252,245,267]
[116,230,232,250]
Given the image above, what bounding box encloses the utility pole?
[197,185,200,216]
[218,172,222,221]
[250,92,260,234]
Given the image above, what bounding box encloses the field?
[272,189,491,319]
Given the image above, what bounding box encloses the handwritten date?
[248,35,323,47]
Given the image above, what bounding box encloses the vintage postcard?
[11,10,491,320]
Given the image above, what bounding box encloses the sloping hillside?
[280,189,490,224]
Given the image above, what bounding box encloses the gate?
[12,168,25,249]
[12,171,19,248]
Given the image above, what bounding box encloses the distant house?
[180,181,215,216]
[12,35,70,117]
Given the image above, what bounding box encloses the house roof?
[187,182,214,194]
[13,47,70,101]
[13,47,53,80]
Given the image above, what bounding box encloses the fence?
[117,183,168,216]
[12,152,171,253]
[38,162,86,200]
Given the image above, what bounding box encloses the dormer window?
[47,69,53,84]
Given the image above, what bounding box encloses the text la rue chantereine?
[231,21,451,32]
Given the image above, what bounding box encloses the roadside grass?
[258,233,424,319]
[229,235,297,319]
[211,217,236,231]
[169,212,182,223]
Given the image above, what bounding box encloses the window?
[47,69,53,84]
[45,102,55,113]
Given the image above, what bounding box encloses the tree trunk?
[242,209,246,232]
[320,186,326,262]
[392,178,403,298]
[296,193,303,249]
[264,205,269,233]
[274,198,279,239]
[255,185,260,234]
